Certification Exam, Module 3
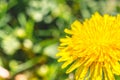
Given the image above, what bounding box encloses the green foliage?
[0,0,120,80]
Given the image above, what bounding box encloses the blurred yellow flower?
[56,12,120,80]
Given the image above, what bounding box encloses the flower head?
[56,12,120,80]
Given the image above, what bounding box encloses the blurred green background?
[0,0,120,80]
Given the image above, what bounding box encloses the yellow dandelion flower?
[56,12,120,80]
